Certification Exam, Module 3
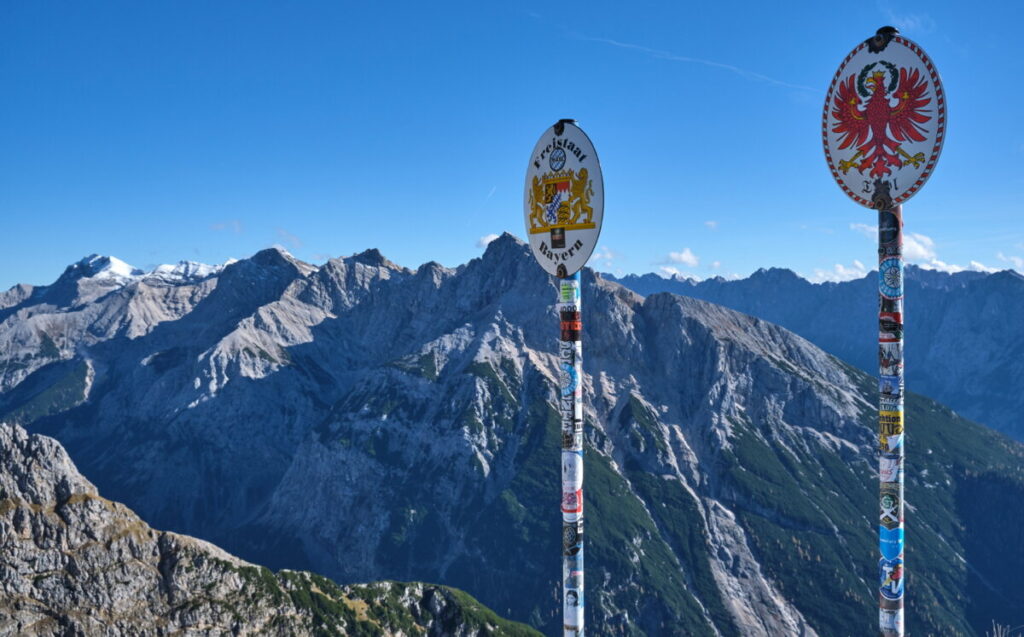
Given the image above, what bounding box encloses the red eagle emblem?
[831,62,932,179]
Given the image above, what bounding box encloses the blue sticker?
[879,375,903,398]
[560,362,578,396]
[879,557,904,600]
[879,258,904,300]
[565,553,584,571]
[879,526,904,560]
[879,397,902,414]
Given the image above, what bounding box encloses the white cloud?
[704,220,718,230]
[657,265,699,281]
[997,252,1024,271]
[582,36,819,93]
[850,222,876,238]
[211,220,243,234]
[849,224,936,261]
[275,228,303,250]
[917,259,964,273]
[848,224,997,274]
[878,2,937,34]
[808,261,869,283]
[902,233,936,261]
[711,261,721,269]
[591,245,619,269]
[476,233,500,249]
[666,248,699,267]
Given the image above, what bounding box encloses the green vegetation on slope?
[196,555,542,636]
[718,361,1024,637]
[2,359,89,425]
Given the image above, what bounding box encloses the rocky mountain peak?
[75,254,145,280]
[480,231,528,264]
[46,254,143,295]
[348,247,398,269]
[749,266,805,284]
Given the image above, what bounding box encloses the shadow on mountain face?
[955,471,1024,631]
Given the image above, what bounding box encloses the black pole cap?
[553,119,576,136]
[867,26,899,53]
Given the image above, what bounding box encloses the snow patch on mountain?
[149,260,226,282]
[78,254,145,280]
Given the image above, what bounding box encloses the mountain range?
[0,421,538,636]
[1,234,1022,635]
[601,266,1024,441]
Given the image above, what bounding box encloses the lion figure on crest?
[570,168,593,224]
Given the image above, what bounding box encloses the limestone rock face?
[1,236,1022,636]
[0,423,539,636]
[603,265,1024,441]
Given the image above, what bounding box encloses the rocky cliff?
[0,422,539,636]
[603,265,1024,441]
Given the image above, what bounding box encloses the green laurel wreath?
[857,60,899,98]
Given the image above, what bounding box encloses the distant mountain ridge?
[602,265,1024,440]
[1,234,1022,635]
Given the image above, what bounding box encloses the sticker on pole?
[822,29,945,208]
[523,120,604,278]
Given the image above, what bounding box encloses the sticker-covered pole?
[823,26,943,636]
[522,118,601,637]
[876,187,905,636]
[559,272,584,637]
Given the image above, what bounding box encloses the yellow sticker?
[880,411,904,436]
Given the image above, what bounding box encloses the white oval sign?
[822,31,945,208]
[523,120,604,277]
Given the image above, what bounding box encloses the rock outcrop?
[0,422,539,636]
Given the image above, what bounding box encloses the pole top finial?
[868,27,899,53]
[553,119,576,136]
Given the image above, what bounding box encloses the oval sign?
[822,30,945,208]
[523,120,604,277]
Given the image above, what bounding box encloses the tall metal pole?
[823,26,942,635]
[876,187,905,636]
[559,272,584,637]
[523,118,601,636]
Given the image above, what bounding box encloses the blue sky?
[2,1,1022,289]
